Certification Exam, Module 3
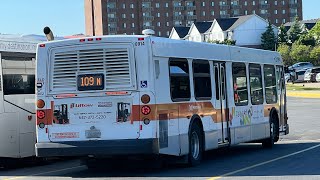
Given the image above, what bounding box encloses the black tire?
[188,122,203,166]
[262,113,279,148]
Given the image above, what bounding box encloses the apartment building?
[85,0,302,37]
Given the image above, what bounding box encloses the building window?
[174,1,182,7]
[274,10,278,14]
[202,11,206,16]
[107,3,116,9]
[165,3,169,7]
[166,12,169,17]
[193,60,212,100]
[157,22,161,27]
[244,1,247,6]
[123,23,126,28]
[122,4,126,9]
[122,14,126,18]
[252,10,256,14]
[167,31,170,36]
[264,65,277,104]
[166,22,170,26]
[108,13,115,18]
[233,63,248,106]
[131,14,134,18]
[282,9,286,14]
[130,3,134,8]
[211,2,214,6]
[220,10,227,15]
[169,58,191,101]
[249,64,263,105]
[275,19,278,23]
[275,1,278,5]
[245,10,248,15]
[157,12,160,17]
[156,3,160,8]
[282,0,285,5]
[158,31,161,36]
[282,19,286,23]
[211,11,215,16]
[202,2,205,6]
[253,1,255,5]
[131,23,135,28]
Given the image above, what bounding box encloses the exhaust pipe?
[43,26,54,41]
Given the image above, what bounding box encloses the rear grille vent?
[51,45,135,92]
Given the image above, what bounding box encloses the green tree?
[297,33,316,46]
[277,44,292,65]
[278,24,288,45]
[309,21,320,45]
[289,42,312,63]
[261,22,276,50]
[310,46,320,65]
[288,16,303,44]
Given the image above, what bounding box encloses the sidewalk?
[286,82,320,98]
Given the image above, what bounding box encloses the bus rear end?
[35,36,157,157]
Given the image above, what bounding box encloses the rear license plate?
[85,129,101,138]
[77,74,104,91]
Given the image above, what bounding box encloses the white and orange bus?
[35,35,288,167]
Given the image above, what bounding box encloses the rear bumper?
[36,138,158,157]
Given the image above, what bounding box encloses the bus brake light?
[37,110,46,119]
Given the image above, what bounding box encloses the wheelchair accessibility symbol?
[140,81,148,88]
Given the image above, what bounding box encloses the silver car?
[316,73,320,82]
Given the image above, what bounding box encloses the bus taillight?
[141,106,151,115]
[37,99,45,108]
[37,110,45,119]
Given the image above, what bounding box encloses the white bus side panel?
[0,53,3,114]
[0,113,19,158]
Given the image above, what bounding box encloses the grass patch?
[286,84,320,91]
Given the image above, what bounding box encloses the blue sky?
[0,0,318,36]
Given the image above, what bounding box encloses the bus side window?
[264,65,277,104]
[214,66,219,100]
[193,60,212,100]
[2,74,35,95]
[249,64,264,105]
[169,58,191,102]
[232,63,248,106]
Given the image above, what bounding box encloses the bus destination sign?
[77,74,104,91]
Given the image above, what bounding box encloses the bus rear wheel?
[262,113,279,148]
[188,122,203,166]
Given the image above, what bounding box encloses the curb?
[287,91,320,98]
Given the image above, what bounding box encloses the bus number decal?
[135,42,145,46]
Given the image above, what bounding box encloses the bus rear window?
[3,74,35,95]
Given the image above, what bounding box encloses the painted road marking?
[207,143,320,180]
[287,91,320,98]
[3,165,86,180]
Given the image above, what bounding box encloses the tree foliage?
[310,46,320,65]
[277,44,292,65]
[288,16,303,44]
[297,33,316,46]
[309,21,320,45]
[289,42,311,63]
[261,22,276,51]
[278,24,288,45]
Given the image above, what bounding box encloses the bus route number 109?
[77,74,105,91]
